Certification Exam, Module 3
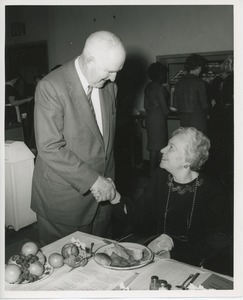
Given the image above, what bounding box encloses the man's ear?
[87,56,95,70]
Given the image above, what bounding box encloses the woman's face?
[160,133,188,173]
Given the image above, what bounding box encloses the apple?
[61,243,79,258]
[28,261,44,277]
[21,241,39,256]
[5,264,22,283]
[48,253,64,268]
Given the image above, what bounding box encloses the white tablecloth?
[4,231,234,297]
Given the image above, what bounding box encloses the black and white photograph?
[0,0,242,299]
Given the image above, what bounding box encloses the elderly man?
[31,31,126,245]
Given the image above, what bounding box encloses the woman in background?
[144,62,170,176]
[207,56,234,184]
[173,54,208,135]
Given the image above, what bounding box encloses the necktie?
[86,85,96,119]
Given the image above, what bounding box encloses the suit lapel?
[64,60,104,150]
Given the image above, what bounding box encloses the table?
[4,231,234,296]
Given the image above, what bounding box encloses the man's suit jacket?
[31,59,117,226]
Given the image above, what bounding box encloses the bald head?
[83,31,125,57]
[79,31,126,88]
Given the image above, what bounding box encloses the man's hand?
[90,176,116,202]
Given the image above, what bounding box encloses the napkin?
[148,234,174,253]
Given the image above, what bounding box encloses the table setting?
[4,231,234,295]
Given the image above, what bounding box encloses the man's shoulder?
[44,59,75,81]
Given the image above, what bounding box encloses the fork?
[176,274,194,289]
[88,242,94,257]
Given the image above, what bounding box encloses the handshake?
[90,176,121,204]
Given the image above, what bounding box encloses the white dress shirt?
[75,57,103,135]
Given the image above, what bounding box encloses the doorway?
[5,41,49,85]
[5,41,49,142]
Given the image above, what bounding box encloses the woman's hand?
[26,96,34,102]
[169,106,177,112]
[148,233,174,254]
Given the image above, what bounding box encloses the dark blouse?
[144,82,170,150]
[144,82,170,114]
[173,74,208,113]
[113,168,231,266]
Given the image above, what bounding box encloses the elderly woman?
[108,127,231,267]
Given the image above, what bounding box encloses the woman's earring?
[184,164,189,169]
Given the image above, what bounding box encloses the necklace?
[163,174,200,235]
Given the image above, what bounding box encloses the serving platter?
[6,263,53,285]
[94,242,154,270]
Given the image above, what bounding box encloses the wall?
[5,5,233,109]
[48,5,233,108]
[5,6,49,45]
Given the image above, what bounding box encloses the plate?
[6,263,53,285]
[94,242,154,270]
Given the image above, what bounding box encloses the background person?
[209,55,233,142]
[144,62,170,176]
[207,55,234,189]
[5,74,33,129]
[31,31,126,246]
[109,127,232,270]
[173,54,208,135]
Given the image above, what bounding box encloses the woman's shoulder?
[145,81,160,89]
[199,172,226,193]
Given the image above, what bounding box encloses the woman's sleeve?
[112,170,160,226]
[144,86,149,111]
[198,80,209,112]
[158,86,170,116]
[208,181,232,233]
[198,179,232,262]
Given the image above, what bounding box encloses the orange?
[28,261,44,277]
[5,264,22,283]
[48,253,64,268]
[21,241,39,256]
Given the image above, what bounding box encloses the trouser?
[37,203,112,246]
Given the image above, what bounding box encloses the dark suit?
[31,59,117,242]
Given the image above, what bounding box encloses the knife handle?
[185,272,200,288]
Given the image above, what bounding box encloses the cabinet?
[5,141,36,231]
